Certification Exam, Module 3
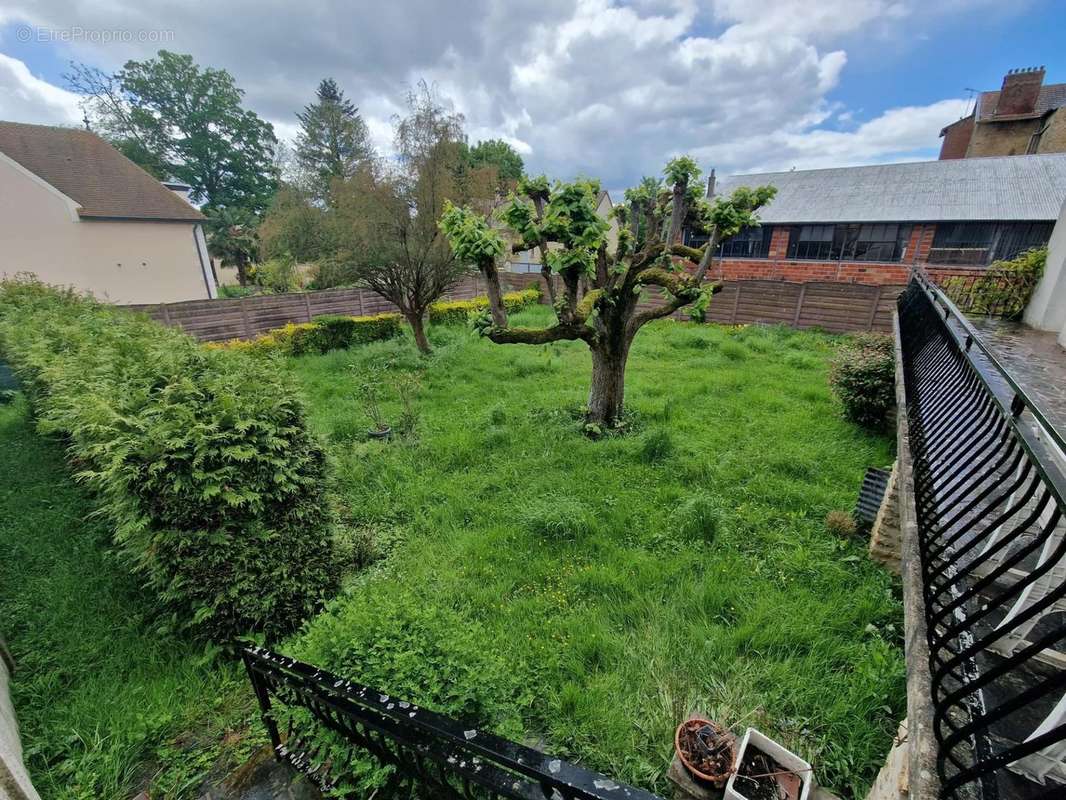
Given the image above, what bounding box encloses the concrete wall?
[1024,197,1066,345]
[0,642,41,800]
[1037,108,1066,155]
[967,117,1041,158]
[0,154,213,304]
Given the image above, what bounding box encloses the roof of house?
[977,83,1066,121]
[0,121,204,222]
[713,154,1066,224]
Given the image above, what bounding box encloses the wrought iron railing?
[243,647,663,799]
[898,272,1066,799]
[934,261,1042,320]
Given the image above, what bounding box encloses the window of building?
[787,225,835,260]
[719,226,773,258]
[787,223,911,262]
[929,222,1053,265]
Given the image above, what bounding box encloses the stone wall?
[0,640,41,800]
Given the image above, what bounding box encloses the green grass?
[1,310,902,798]
[286,309,904,798]
[0,396,261,800]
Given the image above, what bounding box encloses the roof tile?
[0,121,204,222]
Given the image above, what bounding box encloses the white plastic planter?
[724,728,813,800]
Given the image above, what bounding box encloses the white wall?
[1,648,41,800]
[0,155,212,304]
[1024,197,1066,346]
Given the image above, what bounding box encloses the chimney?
[995,66,1045,117]
[706,168,716,198]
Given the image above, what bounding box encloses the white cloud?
[0,0,1005,186]
[0,52,81,125]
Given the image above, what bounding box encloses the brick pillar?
[768,226,790,260]
[904,225,924,265]
[869,461,901,574]
[915,225,935,266]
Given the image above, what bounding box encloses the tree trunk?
[235,255,249,287]
[407,312,431,354]
[586,337,631,427]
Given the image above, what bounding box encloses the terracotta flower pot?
[675,718,736,788]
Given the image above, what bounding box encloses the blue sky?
[0,0,1062,188]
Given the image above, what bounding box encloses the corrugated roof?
[714,154,1066,224]
[0,121,204,222]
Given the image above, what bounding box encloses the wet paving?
[968,316,1066,443]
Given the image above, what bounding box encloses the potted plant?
[724,728,812,800]
[675,718,736,789]
[358,381,390,439]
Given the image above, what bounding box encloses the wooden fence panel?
[128,276,905,342]
[795,282,881,333]
[733,280,802,326]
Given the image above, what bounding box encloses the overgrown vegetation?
[829,333,895,430]
[0,279,336,641]
[0,396,259,800]
[941,246,1047,319]
[287,309,902,798]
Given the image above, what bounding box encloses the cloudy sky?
[0,0,1062,192]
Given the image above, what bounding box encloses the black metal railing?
[898,272,1066,799]
[243,647,663,799]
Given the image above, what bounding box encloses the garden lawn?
[0,396,261,800]
[286,307,904,799]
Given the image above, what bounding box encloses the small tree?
[205,206,260,287]
[441,157,775,428]
[331,83,495,353]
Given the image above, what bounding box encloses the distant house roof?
[713,154,1066,224]
[0,121,204,222]
[977,83,1066,121]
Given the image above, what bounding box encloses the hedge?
[0,278,337,641]
[428,287,541,326]
[208,312,403,355]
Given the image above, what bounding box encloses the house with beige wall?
[0,121,216,304]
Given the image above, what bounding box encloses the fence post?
[793,283,807,327]
[303,293,313,323]
[160,302,171,326]
[730,282,742,324]
[239,296,252,338]
[357,289,365,316]
[867,285,883,331]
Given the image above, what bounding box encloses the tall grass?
[288,310,902,798]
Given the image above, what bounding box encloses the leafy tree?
[67,51,278,213]
[259,185,332,263]
[441,157,775,429]
[295,78,375,201]
[466,138,524,191]
[205,206,260,287]
[332,83,495,353]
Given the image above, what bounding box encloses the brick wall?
[708,223,988,287]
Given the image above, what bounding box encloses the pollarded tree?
[440,157,775,429]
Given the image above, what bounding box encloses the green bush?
[829,333,895,429]
[209,313,403,356]
[428,287,541,326]
[0,278,337,641]
[253,252,301,293]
